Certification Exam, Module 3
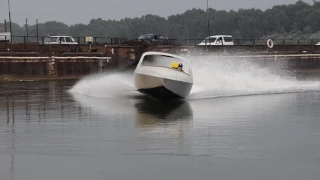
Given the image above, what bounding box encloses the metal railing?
[1,36,320,47]
[0,36,130,45]
[179,38,320,46]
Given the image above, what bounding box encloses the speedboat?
[134,51,193,99]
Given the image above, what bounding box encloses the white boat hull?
[134,52,193,99]
[134,73,193,99]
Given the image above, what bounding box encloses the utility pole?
[25,18,28,42]
[207,0,210,40]
[36,19,39,43]
[4,19,7,32]
[7,0,12,44]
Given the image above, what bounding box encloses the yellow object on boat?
[171,62,179,69]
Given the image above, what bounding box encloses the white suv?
[44,36,78,45]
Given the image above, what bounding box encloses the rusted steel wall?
[1,43,320,81]
[0,44,144,80]
[0,61,48,77]
[0,57,111,80]
[286,57,320,69]
[54,59,109,77]
[105,45,146,70]
[0,43,90,54]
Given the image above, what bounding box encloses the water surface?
[2,55,320,180]
[0,79,320,180]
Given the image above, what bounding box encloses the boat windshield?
[141,54,191,75]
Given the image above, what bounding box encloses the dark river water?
[1,77,320,180]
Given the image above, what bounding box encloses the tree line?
[1,0,320,41]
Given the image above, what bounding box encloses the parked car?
[198,35,234,46]
[316,42,320,45]
[138,34,169,45]
[44,36,78,45]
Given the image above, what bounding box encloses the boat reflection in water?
[70,93,193,156]
[134,97,193,127]
[70,93,193,128]
[133,97,193,156]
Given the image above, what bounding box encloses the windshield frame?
[140,54,192,75]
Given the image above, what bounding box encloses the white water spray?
[68,72,137,98]
[69,55,320,99]
[189,55,320,99]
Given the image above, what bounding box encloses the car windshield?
[44,37,59,42]
[139,35,153,40]
[141,54,191,75]
[202,37,216,43]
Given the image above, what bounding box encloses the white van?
[44,36,78,45]
[198,35,234,46]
